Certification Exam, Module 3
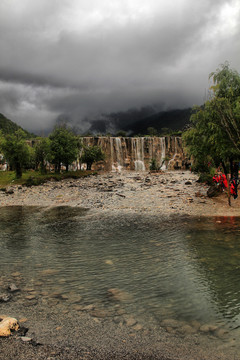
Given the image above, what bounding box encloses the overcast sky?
[0,0,239,133]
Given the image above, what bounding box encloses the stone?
[12,272,21,277]
[215,328,228,338]
[199,324,218,333]
[0,293,11,302]
[125,317,137,327]
[133,324,143,331]
[90,309,107,318]
[40,269,59,276]
[105,259,113,265]
[19,318,28,324]
[20,336,32,342]
[0,316,19,337]
[207,185,221,198]
[72,305,84,311]
[82,304,95,311]
[161,319,183,329]
[6,188,14,194]
[8,283,20,292]
[107,288,131,302]
[190,320,201,330]
[178,324,196,335]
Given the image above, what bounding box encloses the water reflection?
[185,216,240,328]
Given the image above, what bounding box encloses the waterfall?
[132,138,146,171]
[160,137,166,170]
[168,137,179,169]
[79,136,185,172]
[110,137,116,172]
[115,138,123,172]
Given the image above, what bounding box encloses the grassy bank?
[0,170,97,188]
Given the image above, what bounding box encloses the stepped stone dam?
[81,136,190,171]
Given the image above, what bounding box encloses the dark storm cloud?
[0,0,239,132]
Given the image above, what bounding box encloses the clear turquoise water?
[1,206,240,347]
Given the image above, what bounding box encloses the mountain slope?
[0,113,35,137]
[122,108,192,135]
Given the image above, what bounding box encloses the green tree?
[0,129,31,178]
[116,130,127,137]
[81,145,105,170]
[49,126,78,172]
[183,62,240,176]
[147,127,158,136]
[34,138,51,174]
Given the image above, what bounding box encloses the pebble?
[20,336,32,342]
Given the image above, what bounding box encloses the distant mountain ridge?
[87,107,192,135]
[123,108,192,135]
[0,113,35,137]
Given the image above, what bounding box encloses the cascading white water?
[115,137,123,172]
[132,138,146,171]
[110,137,116,172]
[160,137,166,170]
[80,136,181,172]
[168,137,178,168]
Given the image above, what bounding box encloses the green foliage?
[183,62,240,175]
[147,127,158,136]
[160,127,172,136]
[81,145,105,170]
[0,170,97,187]
[149,158,160,171]
[34,138,51,173]
[116,130,127,137]
[0,113,35,137]
[0,129,32,178]
[49,126,79,172]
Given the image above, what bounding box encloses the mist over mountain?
[87,107,192,135]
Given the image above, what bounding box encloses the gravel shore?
[0,170,239,216]
[0,170,239,360]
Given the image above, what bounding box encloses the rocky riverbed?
[0,170,239,216]
[0,170,239,360]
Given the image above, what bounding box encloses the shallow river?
[1,206,240,354]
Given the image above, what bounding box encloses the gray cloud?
[0,0,239,133]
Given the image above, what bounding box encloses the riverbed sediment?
[0,170,239,216]
[0,170,239,360]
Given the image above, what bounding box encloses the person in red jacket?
[220,173,228,189]
[212,173,221,185]
[230,177,238,199]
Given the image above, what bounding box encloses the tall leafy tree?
[49,126,78,172]
[81,145,105,170]
[34,138,51,174]
[183,62,240,176]
[0,129,32,178]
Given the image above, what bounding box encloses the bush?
[150,158,160,171]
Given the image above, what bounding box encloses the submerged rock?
[107,288,131,302]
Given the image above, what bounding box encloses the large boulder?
[0,315,19,337]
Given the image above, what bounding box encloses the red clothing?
[213,175,221,184]
[220,174,228,189]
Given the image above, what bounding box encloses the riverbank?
[0,170,239,216]
[0,170,239,360]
